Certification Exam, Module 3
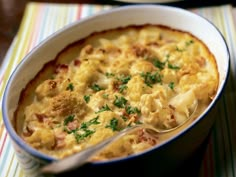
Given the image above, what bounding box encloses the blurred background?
[0,0,235,64]
[0,0,235,65]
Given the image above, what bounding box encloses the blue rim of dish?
[2,4,230,166]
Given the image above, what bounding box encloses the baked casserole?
[15,25,219,160]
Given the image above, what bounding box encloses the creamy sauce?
[15,25,219,160]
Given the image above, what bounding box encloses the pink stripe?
[0,74,4,85]
[76,5,82,20]
[0,132,8,158]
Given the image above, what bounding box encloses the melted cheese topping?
[17,25,218,160]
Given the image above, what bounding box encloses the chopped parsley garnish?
[168,82,175,90]
[102,94,109,99]
[80,116,100,129]
[150,55,181,71]
[117,75,131,84]
[176,46,185,52]
[140,72,162,87]
[119,84,128,93]
[166,54,170,59]
[176,40,194,52]
[135,120,143,125]
[114,75,131,93]
[106,118,119,131]
[121,115,128,121]
[63,126,73,134]
[153,59,165,70]
[127,120,142,128]
[64,115,75,125]
[168,63,180,70]
[66,83,74,91]
[113,96,127,108]
[65,116,100,143]
[185,40,194,46]
[95,104,112,113]
[74,129,95,142]
[105,72,115,78]
[84,95,91,103]
[91,84,104,91]
[125,106,141,115]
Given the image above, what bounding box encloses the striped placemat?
[0,3,236,177]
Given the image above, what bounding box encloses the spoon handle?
[41,125,141,174]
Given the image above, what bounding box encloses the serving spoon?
[41,102,198,175]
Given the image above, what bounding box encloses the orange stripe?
[25,4,43,56]
[0,123,4,139]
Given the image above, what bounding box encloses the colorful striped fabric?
[0,2,236,177]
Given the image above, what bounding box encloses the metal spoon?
[41,102,198,175]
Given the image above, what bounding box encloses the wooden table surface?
[0,0,235,65]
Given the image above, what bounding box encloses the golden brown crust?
[15,24,219,160]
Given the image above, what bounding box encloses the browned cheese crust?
[15,25,219,160]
